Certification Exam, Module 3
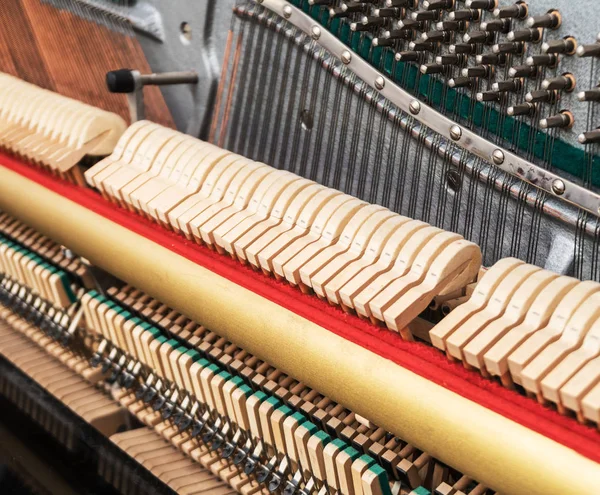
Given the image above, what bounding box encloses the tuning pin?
[494,2,528,19]
[465,0,497,10]
[351,16,386,31]
[526,90,558,103]
[329,7,351,18]
[372,37,396,47]
[492,79,522,92]
[395,51,420,62]
[577,37,600,58]
[448,76,472,88]
[374,7,401,17]
[507,102,536,116]
[341,2,370,14]
[385,29,414,40]
[540,110,574,129]
[477,53,506,65]
[397,19,423,30]
[526,54,558,68]
[493,42,523,54]
[477,91,502,102]
[526,11,561,30]
[411,10,439,21]
[420,63,446,74]
[309,0,336,5]
[508,65,537,78]
[450,43,476,54]
[542,74,575,92]
[362,15,387,26]
[577,87,600,102]
[432,31,452,43]
[462,65,493,78]
[507,28,542,43]
[422,30,451,42]
[464,31,495,44]
[448,9,481,22]
[350,22,372,32]
[409,40,436,52]
[542,39,576,58]
[437,53,463,65]
[423,0,454,10]
[436,21,464,32]
[579,128,600,144]
[385,0,416,6]
[481,19,511,33]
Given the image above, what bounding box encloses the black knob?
[106,69,135,93]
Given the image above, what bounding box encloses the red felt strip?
[2,155,600,463]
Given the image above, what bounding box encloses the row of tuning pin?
[306,1,600,143]
[505,32,600,143]
[317,1,560,71]
[576,33,600,145]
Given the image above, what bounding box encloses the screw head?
[341,50,352,64]
[492,149,505,165]
[450,125,462,141]
[311,26,321,40]
[409,100,421,115]
[283,5,292,18]
[375,76,385,90]
[552,179,566,195]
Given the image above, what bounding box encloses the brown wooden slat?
[0,0,55,90]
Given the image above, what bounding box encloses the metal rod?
[139,71,199,86]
